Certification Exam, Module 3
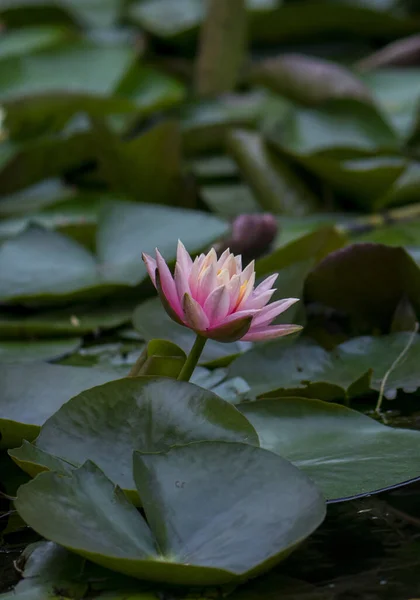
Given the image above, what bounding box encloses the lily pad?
[304,243,420,333]
[133,297,251,367]
[0,299,135,339]
[268,99,398,158]
[0,200,227,304]
[0,362,117,449]
[15,445,325,584]
[0,337,81,363]
[228,332,420,401]
[239,397,420,501]
[10,377,258,500]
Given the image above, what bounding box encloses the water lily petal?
[156,249,182,317]
[174,263,191,303]
[242,324,302,342]
[253,274,278,296]
[183,293,210,331]
[252,298,300,328]
[196,263,217,304]
[203,285,230,324]
[240,260,255,284]
[142,253,157,287]
[244,288,276,310]
[206,315,253,343]
[176,240,193,274]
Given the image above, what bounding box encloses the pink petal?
[240,260,255,284]
[253,273,278,295]
[156,249,182,317]
[174,263,191,303]
[183,293,210,331]
[227,274,241,312]
[242,323,302,342]
[189,253,208,297]
[196,263,217,305]
[216,248,230,269]
[244,288,276,310]
[252,298,300,328]
[235,255,242,272]
[176,240,193,274]
[236,271,256,310]
[203,285,230,325]
[217,309,259,327]
[142,253,157,287]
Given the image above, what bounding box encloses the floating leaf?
[252,54,372,106]
[10,377,258,500]
[239,397,420,501]
[226,129,318,215]
[0,337,81,363]
[229,331,420,400]
[304,243,420,333]
[268,99,398,158]
[0,200,227,304]
[15,445,325,584]
[0,362,117,449]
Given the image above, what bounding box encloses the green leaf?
[10,377,258,501]
[256,226,347,276]
[0,41,134,101]
[181,92,265,155]
[361,69,420,139]
[0,337,81,363]
[252,54,372,106]
[239,397,420,501]
[228,331,420,401]
[268,99,398,158]
[0,200,228,304]
[304,243,420,333]
[15,445,325,584]
[200,184,260,219]
[133,339,186,378]
[0,27,68,61]
[133,297,251,367]
[226,129,318,216]
[0,299,135,339]
[91,120,186,206]
[0,362,117,449]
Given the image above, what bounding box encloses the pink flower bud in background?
[142,240,302,343]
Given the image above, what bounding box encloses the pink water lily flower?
[142,241,302,343]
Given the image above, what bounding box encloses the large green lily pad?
[0,337,81,362]
[229,332,420,400]
[0,362,118,449]
[304,243,420,333]
[239,397,420,501]
[15,444,325,584]
[10,377,258,501]
[0,200,227,304]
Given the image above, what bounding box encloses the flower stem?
[177,335,207,382]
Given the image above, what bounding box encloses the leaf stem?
[177,335,207,382]
[376,321,419,417]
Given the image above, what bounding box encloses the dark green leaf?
[0,200,227,304]
[239,397,420,501]
[11,377,258,500]
[15,445,325,584]
[0,337,81,363]
[226,129,318,215]
[252,54,372,106]
[304,243,420,332]
[0,362,117,449]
